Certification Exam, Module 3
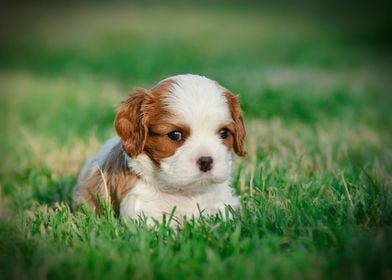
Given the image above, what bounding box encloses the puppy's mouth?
[196,172,225,182]
[159,173,227,192]
[185,173,227,187]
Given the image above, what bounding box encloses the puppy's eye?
[167,131,182,141]
[219,128,229,139]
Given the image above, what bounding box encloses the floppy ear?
[115,89,148,158]
[225,91,246,157]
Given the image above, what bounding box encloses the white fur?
[120,180,239,224]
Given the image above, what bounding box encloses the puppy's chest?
[119,180,228,219]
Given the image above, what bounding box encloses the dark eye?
[219,128,229,139]
[167,131,182,141]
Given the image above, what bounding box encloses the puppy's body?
[73,74,245,222]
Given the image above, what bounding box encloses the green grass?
[1,2,391,279]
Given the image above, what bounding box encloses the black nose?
[197,156,213,172]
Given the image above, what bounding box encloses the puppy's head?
[115,74,246,188]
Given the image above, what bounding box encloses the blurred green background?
[0,1,391,279]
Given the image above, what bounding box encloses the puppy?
[72,74,246,223]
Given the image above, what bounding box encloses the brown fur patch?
[217,123,236,151]
[115,88,148,157]
[114,79,185,165]
[224,91,246,156]
[145,123,190,163]
[72,143,139,215]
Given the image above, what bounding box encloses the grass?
[1,2,391,279]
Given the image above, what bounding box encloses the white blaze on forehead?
[162,74,232,128]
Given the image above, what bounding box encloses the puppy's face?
[115,75,246,189]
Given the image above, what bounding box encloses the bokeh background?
[0,1,391,278]
[1,1,391,173]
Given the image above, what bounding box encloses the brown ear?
[225,91,246,157]
[115,89,148,158]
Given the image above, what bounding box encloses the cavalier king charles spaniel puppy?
[72,74,246,223]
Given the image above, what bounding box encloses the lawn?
[0,2,391,279]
